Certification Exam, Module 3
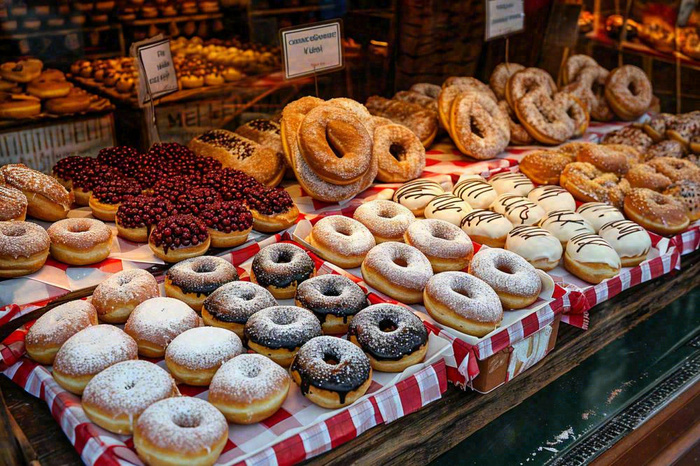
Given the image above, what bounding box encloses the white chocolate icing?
[599,220,651,260]
[424,194,472,225]
[566,233,621,269]
[505,225,563,264]
[490,194,546,226]
[576,202,625,232]
[488,172,534,196]
[459,209,513,240]
[392,179,444,212]
[539,210,595,244]
[452,177,498,209]
[527,185,576,213]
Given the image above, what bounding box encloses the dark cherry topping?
[245,186,294,215]
[116,195,174,229]
[96,146,142,171]
[192,155,222,175]
[152,175,200,203]
[202,168,258,202]
[53,156,99,181]
[71,165,122,191]
[175,187,222,216]
[91,178,143,204]
[199,200,253,233]
[150,214,210,253]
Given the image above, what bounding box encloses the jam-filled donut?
[605,65,652,120]
[209,353,291,424]
[505,225,563,271]
[623,188,690,236]
[52,325,138,395]
[82,360,178,435]
[540,210,596,245]
[488,172,535,196]
[452,176,498,209]
[290,336,372,408]
[576,202,625,231]
[295,274,367,334]
[134,397,228,466]
[469,248,542,309]
[393,179,445,216]
[25,300,98,364]
[599,220,651,267]
[202,281,276,338]
[459,209,513,248]
[308,216,376,268]
[0,221,50,278]
[149,214,211,263]
[423,271,503,337]
[353,200,416,243]
[92,269,159,324]
[564,233,621,283]
[373,123,426,182]
[199,200,253,248]
[47,218,112,266]
[490,194,546,226]
[361,242,433,304]
[165,327,243,386]
[528,185,576,213]
[404,219,473,272]
[115,195,173,243]
[424,193,472,225]
[0,185,27,221]
[244,305,322,366]
[165,256,238,311]
[89,177,143,222]
[251,243,315,299]
[124,297,201,358]
[348,303,428,372]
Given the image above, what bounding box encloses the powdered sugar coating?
[53,325,137,376]
[47,218,112,250]
[166,256,238,295]
[209,353,290,404]
[252,243,314,289]
[540,210,596,244]
[92,269,159,315]
[1,164,72,210]
[527,185,576,213]
[488,172,535,196]
[0,185,27,220]
[348,304,428,360]
[424,272,503,323]
[363,242,433,290]
[165,327,242,371]
[203,281,276,324]
[469,248,541,297]
[245,306,321,350]
[353,200,415,241]
[310,216,375,256]
[0,221,49,259]
[26,300,96,348]
[405,219,473,260]
[125,297,201,351]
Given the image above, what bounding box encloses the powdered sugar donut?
[540,210,596,245]
[92,269,160,324]
[605,65,652,121]
[450,92,510,159]
[202,281,276,338]
[491,194,546,226]
[452,176,498,209]
[0,184,27,221]
[505,225,563,271]
[488,172,535,196]
[47,218,112,266]
[564,233,621,283]
[295,274,368,334]
[599,220,651,266]
[308,215,376,268]
[353,200,416,243]
[361,242,433,304]
[393,179,445,216]
[528,185,577,213]
[490,63,525,100]
[165,256,238,311]
[469,248,542,309]
[459,209,513,248]
[576,202,625,231]
[404,219,473,272]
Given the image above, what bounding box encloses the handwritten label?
[280,20,344,79]
[133,36,178,105]
[485,0,525,41]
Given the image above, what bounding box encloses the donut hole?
[378,209,396,219]
[334,225,353,237]
[496,262,515,274]
[326,121,352,159]
[321,285,341,297]
[273,250,293,264]
[172,413,201,429]
[322,352,339,365]
[389,143,406,161]
[392,257,408,268]
[470,121,484,139]
[271,312,295,326]
[3,226,26,237]
[117,275,133,286]
[378,318,398,333]
[68,223,90,234]
[123,380,136,391]
[244,365,261,378]
[238,290,255,301]
[193,262,216,274]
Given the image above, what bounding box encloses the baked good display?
[307,215,376,268]
[459,209,513,248]
[0,221,50,278]
[469,248,542,309]
[295,274,368,334]
[89,177,143,222]
[575,143,630,175]
[527,185,576,213]
[25,300,98,365]
[202,281,277,337]
[209,353,291,424]
[561,55,614,122]
[46,218,112,266]
[148,214,211,263]
[353,200,416,243]
[539,210,596,245]
[519,150,573,185]
[92,269,160,324]
[244,305,322,366]
[602,126,653,154]
[165,256,238,311]
[664,180,700,221]
[404,219,473,272]
[115,195,173,243]
[423,271,503,337]
[392,179,445,216]
[373,123,426,182]
[348,303,428,372]
[361,242,433,304]
[564,233,621,283]
[623,188,690,236]
[423,193,472,225]
[576,202,626,232]
[599,220,652,267]
[490,194,546,226]
[251,243,315,299]
[559,162,628,209]
[365,96,439,147]
[505,225,563,271]
[0,185,28,221]
[488,172,534,196]
[0,164,72,221]
[448,92,510,159]
[290,336,372,408]
[605,65,653,121]
[452,176,498,209]
[625,163,673,191]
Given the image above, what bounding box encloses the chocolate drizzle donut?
[295,275,368,332]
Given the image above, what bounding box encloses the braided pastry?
[562,63,614,122]
[514,91,575,145]
[505,68,557,108]
[498,100,534,145]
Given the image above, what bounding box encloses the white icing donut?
[459,209,513,246]
[539,210,596,244]
[353,200,415,242]
[490,194,546,225]
[599,220,651,263]
[392,179,445,215]
[576,202,626,232]
[505,225,563,270]
[527,185,576,213]
[566,233,621,268]
[488,172,534,196]
[452,177,498,209]
[424,193,472,225]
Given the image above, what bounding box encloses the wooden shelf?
[0,24,121,40]
[249,5,335,17]
[123,12,223,26]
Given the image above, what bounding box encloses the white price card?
[132,35,178,105]
[280,20,344,79]
[485,0,525,41]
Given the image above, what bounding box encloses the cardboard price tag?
[280,20,344,79]
[485,0,525,41]
[131,35,178,106]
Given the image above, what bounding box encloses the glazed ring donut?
[556,92,589,137]
[423,271,503,337]
[404,219,473,272]
[450,92,510,159]
[92,269,159,324]
[624,163,672,191]
[498,100,534,145]
[298,106,372,185]
[373,123,426,182]
[605,65,653,121]
[134,397,228,466]
[202,281,277,338]
[514,91,574,145]
[505,68,557,107]
[165,255,238,311]
[290,335,372,408]
[348,303,428,372]
[353,200,416,243]
[647,157,700,183]
[623,188,690,236]
[82,360,178,435]
[576,144,630,175]
[295,274,368,334]
[308,215,376,269]
[490,63,525,100]
[251,243,315,299]
[664,180,700,222]
[360,242,433,304]
[518,150,573,185]
[209,353,291,424]
[25,300,98,365]
[0,221,50,278]
[47,218,112,266]
[560,162,628,209]
[468,247,542,310]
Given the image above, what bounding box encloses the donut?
[0,59,43,83]
[46,218,112,266]
[373,123,426,182]
[202,281,276,337]
[623,188,690,236]
[82,361,178,435]
[134,397,228,466]
[423,271,503,337]
[599,220,651,267]
[452,176,498,209]
[365,96,439,147]
[469,248,542,309]
[0,185,27,221]
[27,73,72,99]
[539,210,596,245]
[514,91,575,145]
[556,92,590,137]
[605,65,653,121]
[505,68,557,107]
[209,353,291,424]
[361,242,433,304]
[576,202,626,232]
[393,90,438,112]
[348,303,428,372]
[625,163,673,191]
[560,162,628,209]
[490,194,546,226]
[443,76,497,99]
[52,325,138,395]
[647,157,700,183]
[410,83,441,99]
[423,194,472,225]
[89,177,143,222]
[0,164,72,221]
[308,216,376,269]
[404,219,473,272]
[666,114,700,146]
[0,92,41,119]
[518,150,572,185]
[295,274,368,334]
[645,140,685,160]
[325,97,376,133]
[602,126,653,154]
[488,172,534,196]
[449,92,510,159]
[290,336,372,408]
[353,200,415,243]
[251,243,315,299]
[505,225,563,271]
[499,100,535,145]
[0,221,50,278]
[92,269,159,324]
[392,179,445,216]
[244,305,322,366]
[459,209,513,248]
[564,233,621,283]
[576,143,630,175]
[664,180,700,222]
[562,54,600,84]
[149,214,211,263]
[165,327,243,386]
[490,63,525,101]
[165,256,238,311]
[245,185,300,233]
[605,144,643,165]
[124,297,201,358]
[234,119,284,164]
[115,195,173,243]
[25,300,98,365]
[527,185,576,213]
[643,113,675,142]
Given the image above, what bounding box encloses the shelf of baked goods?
[0,24,122,41]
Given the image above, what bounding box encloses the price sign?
[132,35,178,106]
[485,0,525,41]
[280,20,344,80]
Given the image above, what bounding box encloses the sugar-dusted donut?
[449,92,510,159]
[295,274,368,334]
[647,157,700,183]
[623,188,689,236]
[92,269,159,324]
[505,225,563,271]
[251,243,315,299]
[353,200,415,243]
[469,248,541,309]
[373,123,426,182]
[625,163,672,191]
[202,281,276,338]
[0,185,27,221]
[308,215,376,268]
[605,65,653,121]
[361,242,433,304]
[498,100,535,145]
[0,221,50,278]
[0,164,73,221]
[564,233,621,283]
[576,143,630,175]
[490,63,525,100]
[404,219,473,272]
[47,218,112,266]
[560,162,629,209]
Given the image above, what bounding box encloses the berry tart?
[199,201,253,248]
[245,186,299,232]
[175,187,221,217]
[69,164,122,207]
[115,195,174,243]
[152,176,199,204]
[96,146,142,174]
[52,156,99,190]
[89,178,143,222]
[202,168,259,203]
[149,214,211,263]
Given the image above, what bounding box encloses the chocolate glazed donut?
[251,243,315,299]
[295,274,368,334]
